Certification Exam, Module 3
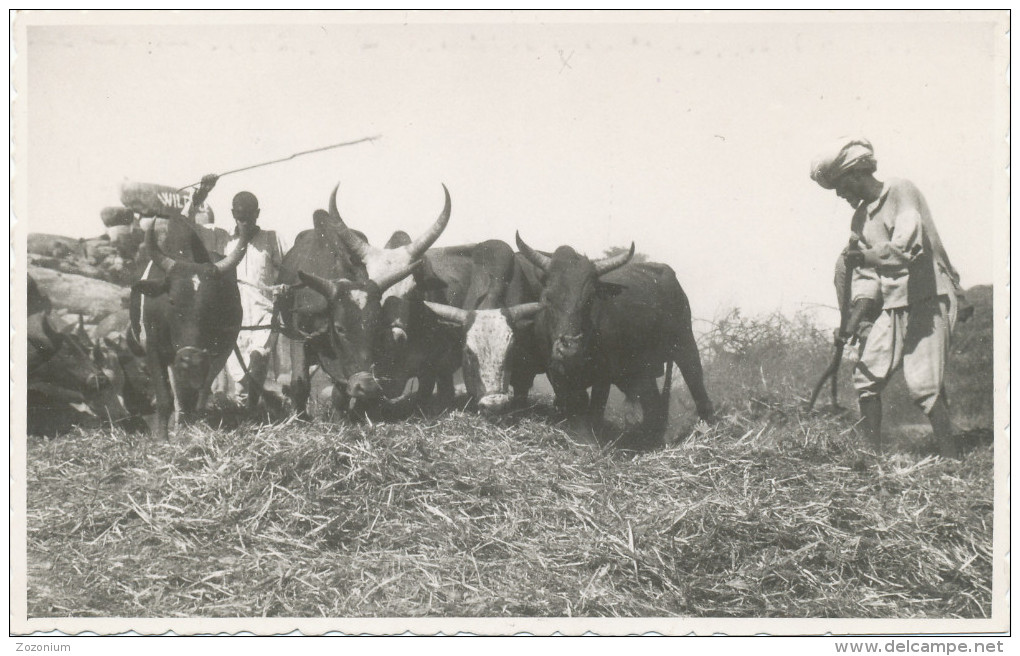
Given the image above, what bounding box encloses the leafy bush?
[696,286,994,432]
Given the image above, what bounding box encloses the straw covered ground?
[26,289,995,619]
[27,405,994,619]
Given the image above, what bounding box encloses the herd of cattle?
[27,183,715,446]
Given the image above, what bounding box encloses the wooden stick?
[177,135,381,191]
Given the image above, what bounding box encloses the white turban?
[810,138,877,189]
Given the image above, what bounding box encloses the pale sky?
[18,11,1006,325]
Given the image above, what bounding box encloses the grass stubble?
[27,401,992,619]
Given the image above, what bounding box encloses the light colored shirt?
[225,227,287,320]
[849,178,961,310]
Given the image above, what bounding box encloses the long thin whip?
[177,135,381,191]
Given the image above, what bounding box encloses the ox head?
[328,183,451,301]
[296,261,419,402]
[99,334,154,416]
[515,233,633,376]
[424,301,543,413]
[28,312,110,397]
[132,223,249,392]
[76,332,131,424]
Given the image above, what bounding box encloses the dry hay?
[27,401,993,618]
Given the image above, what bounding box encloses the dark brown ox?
[516,234,714,447]
[56,313,150,432]
[93,309,154,420]
[27,277,126,435]
[421,240,544,413]
[274,184,451,417]
[131,218,250,440]
[367,243,475,412]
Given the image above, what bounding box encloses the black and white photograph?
[10,9,1009,639]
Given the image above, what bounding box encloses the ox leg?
[561,388,595,443]
[288,340,311,420]
[151,361,174,442]
[674,332,715,421]
[244,349,270,413]
[248,331,278,413]
[416,372,437,413]
[619,377,667,449]
[588,381,611,435]
[174,380,200,429]
[554,387,589,417]
[435,372,455,410]
[510,369,535,409]
[550,379,595,440]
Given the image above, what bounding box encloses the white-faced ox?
[515,233,714,447]
[131,218,250,440]
[274,184,451,418]
[420,240,544,413]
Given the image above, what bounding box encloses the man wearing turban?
[811,138,968,458]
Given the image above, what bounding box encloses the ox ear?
[132,279,168,297]
[91,343,107,367]
[595,281,626,299]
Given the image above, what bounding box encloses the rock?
[56,259,107,281]
[28,234,83,258]
[29,266,128,322]
[27,253,61,269]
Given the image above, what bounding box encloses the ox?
[515,234,714,447]
[27,277,126,435]
[93,309,154,420]
[58,313,150,432]
[274,184,450,417]
[420,240,545,412]
[131,218,250,440]
[326,195,492,412]
[367,243,477,411]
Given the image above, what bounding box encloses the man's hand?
[236,220,257,242]
[199,173,219,191]
[843,246,865,269]
[840,297,876,345]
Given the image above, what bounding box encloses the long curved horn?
[297,270,339,300]
[374,260,421,293]
[506,302,544,323]
[424,301,470,325]
[593,242,635,275]
[214,231,251,273]
[406,184,451,259]
[144,222,177,273]
[329,183,373,261]
[515,232,551,272]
